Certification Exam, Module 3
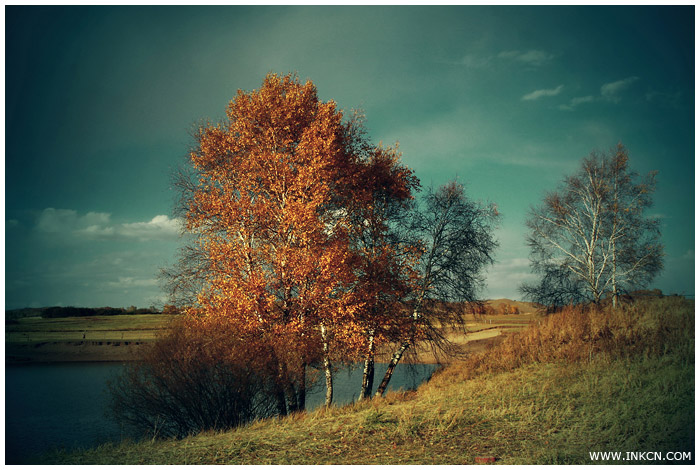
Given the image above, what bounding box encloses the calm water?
[5,361,437,463]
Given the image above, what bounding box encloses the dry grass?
[440,296,694,382]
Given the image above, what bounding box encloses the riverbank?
[5,340,151,364]
[36,297,694,465]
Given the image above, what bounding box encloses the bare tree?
[374,181,499,397]
[605,144,663,307]
[522,144,663,308]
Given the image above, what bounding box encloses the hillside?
[37,297,694,465]
[484,298,540,314]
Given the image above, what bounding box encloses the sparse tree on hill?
[521,144,663,309]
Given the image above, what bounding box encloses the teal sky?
[5,6,695,309]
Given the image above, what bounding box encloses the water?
[5,362,128,464]
[305,363,438,408]
[5,361,437,463]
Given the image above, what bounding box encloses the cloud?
[119,215,181,240]
[558,77,640,110]
[34,208,181,241]
[450,49,554,69]
[558,95,596,111]
[106,276,159,289]
[601,76,639,102]
[498,49,554,66]
[454,54,492,68]
[37,208,111,234]
[645,89,683,108]
[522,85,564,101]
[484,257,538,300]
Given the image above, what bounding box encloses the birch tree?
[522,144,663,308]
[167,73,422,411]
[347,145,420,401]
[374,181,500,397]
[604,144,663,307]
[175,73,363,413]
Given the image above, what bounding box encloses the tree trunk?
[320,323,333,408]
[374,341,410,397]
[611,237,618,309]
[274,383,288,416]
[276,361,290,416]
[297,364,306,411]
[359,330,375,400]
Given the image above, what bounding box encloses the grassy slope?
[37,298,694,464]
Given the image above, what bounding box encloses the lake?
[5,361,437,463]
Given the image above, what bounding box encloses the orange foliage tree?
[171,73,419,411]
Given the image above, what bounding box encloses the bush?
[108,318,283,439]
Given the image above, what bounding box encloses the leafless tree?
[374,181,500,397]
[521,144,663,308]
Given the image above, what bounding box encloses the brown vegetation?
[438,296,693,383]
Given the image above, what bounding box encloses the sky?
[5,5,695,309]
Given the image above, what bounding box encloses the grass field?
[36,297,694,465]
[5,314,172,343]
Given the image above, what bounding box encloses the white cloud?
[558,77,640,111]
[522,85,564,101]
[645,89,683,108]
[37,208,112,234]
[450,49,554,69]
[558,95,596,111]
[498,49,554,66]
[484,257,538,300]
[601,76,639,102]
[34,208,181,241]
[454,54,492,68]
[119,215,182,240]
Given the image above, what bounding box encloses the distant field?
[6,300,537,363]
[5,314,172,343]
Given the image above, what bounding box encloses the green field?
[36,297,694,465]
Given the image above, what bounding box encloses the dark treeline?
[6,305,178,321]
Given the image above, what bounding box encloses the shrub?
[108,318,283,439]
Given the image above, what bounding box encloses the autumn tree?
[521,144,663,308]
[172,73,369,414]
[374,181,500,397]
[164,73,429,412]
